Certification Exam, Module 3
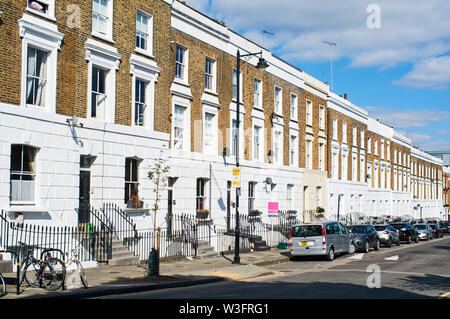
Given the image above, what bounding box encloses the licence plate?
[300,241,314,246]
[301,241,308,246]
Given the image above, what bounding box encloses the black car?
[389,223,419,244]
[349,225,380,253]
[428,223,444,238]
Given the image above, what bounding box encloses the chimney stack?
[344,93,348,100]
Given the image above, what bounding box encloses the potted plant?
[249,209,262,217]
[196,209,209,219]
[316,206,325,215]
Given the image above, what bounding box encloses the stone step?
[253,240,267,247]
[108,255,141,266]
[0,260,12,273]
[254,246,271,252]
[196,250,218,259]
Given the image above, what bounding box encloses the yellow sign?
[232,168,240,187]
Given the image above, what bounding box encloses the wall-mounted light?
[66,115,83,128]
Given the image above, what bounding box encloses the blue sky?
[186,0,450,151]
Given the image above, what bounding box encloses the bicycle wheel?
[0,273,6,297]
[43,258,65,291]
[23,261,44,288]
[77,262,88,289]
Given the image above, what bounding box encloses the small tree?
[148,155,170,248]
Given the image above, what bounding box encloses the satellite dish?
[265,177,273,185]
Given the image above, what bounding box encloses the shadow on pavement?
[396,274,450,293]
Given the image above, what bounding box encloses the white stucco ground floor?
[328,178,445,223]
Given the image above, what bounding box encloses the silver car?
[414,223,433,241]
[374,224,400,247]
[289,221,356,261]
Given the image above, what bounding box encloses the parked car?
[374,225,400,247]
[428,223,444,238]
[440,221,450,234]
[389,223,419,244]
[349,225,380,253]
[414,223,433,241]
[289,221,356,261]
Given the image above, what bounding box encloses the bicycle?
[64,244,88,289]
[18,242,65,291]
[0,272,5,297]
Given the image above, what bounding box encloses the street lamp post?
[233,50,269,265]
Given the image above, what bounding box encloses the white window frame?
[352,126,357,147]
[341,151,348,180]
[332,118,337,140]
[129,54,159,130]
[175,44,188,83]
[306,99,313,126]
[10,144,38,205]
[86,39,121,123]
[253,125,263,162]
[342,121,347,144]
[204,57,216,93]
[232,68,242,103]
[248,182,256,210]
[135,9,153,57]
[274,86,282,115]
[319,105,325,129]
[272,127,283,165]
[352,154,357,181]
[368,137,372,154]
[305,138,313,169]
[289,133,298,167]
[203,106,218,155]
[124,157,140,204]
[332,150,339,179]
[381,139,385,159]
[290,93,298,121]
[92,0,114,43]
[318,142,325,171]
[19,14,63,113]
[254,78,262,109]
[26,0,55,21]
[360,130,365,149]
[172,102,189,152]
[287,184,294,210]
[360,157,365,182]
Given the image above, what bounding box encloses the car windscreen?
[415,225,426,230]
[292,225,323,238]
[375,226,386,231]
[351,226,367,234]
[429,224,437,229]
[390,224,404,230]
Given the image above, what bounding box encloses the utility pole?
[323,41,336,92]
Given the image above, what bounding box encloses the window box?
[249,209,262,217]
[196,209,209,219]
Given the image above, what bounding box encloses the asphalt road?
[94,236,450,299]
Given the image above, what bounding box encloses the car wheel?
[387,238,392,248]
[326,247,335,261]
[415,235,419,243]
[374,239,380,251]
[363,241,370,253]
[426,234,429,241]
[396,239,401,246]
[348,242,356,254]
[407,235,411,244]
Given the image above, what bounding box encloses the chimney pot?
[344,93,348,100]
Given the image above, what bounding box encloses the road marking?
[205,271,248,280]
[348,253,364,260]
[384,255,399,261]
[440,291,450,299]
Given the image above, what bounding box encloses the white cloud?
[393,55,450,89]
[187,0,450,88]
[365,106,450,129]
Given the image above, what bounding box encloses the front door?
[78,155,92,224]
[227,181,231,231]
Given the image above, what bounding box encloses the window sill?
[173,77,190,87]
[91,32,115,45]
[135,47,154,59]
[26,8,56,22]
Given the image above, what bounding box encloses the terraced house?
[0,0,445,249]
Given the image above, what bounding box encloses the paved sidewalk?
[1,248,290,299]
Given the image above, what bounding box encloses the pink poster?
[268,202,279,217]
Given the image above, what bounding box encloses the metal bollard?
[147,248,159,276]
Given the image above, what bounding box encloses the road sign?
[268,202,279,217]
[232,167,240,187]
